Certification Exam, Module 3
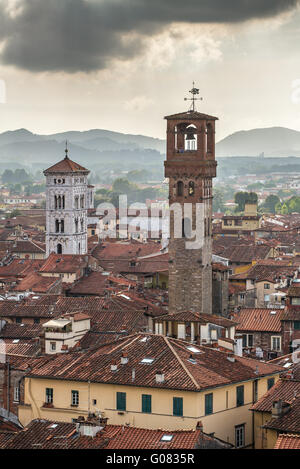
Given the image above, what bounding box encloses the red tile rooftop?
[233,308,282,333]
[274,434,300,449]
[27,333,283,392]
[44,156,89,174]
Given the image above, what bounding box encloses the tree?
[264,195,280,214]
[234,192,257,212]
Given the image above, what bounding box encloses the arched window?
[81,219,84,232]
[57,244,62,254]
[55,219,60,233]
[75,196,79,209]
[62,195,65,209]
[54,195,57,209]
[58,196,62,209]
[61,220,64,233]
[185,125,197,151]
[207,123,214,154]
[177,181,184,197]
[75,218,78,233]
[188,181,195,196]
[78,243,81,254]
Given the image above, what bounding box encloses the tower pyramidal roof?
[44,144,89,174]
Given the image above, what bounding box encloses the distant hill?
[216,127,300,157]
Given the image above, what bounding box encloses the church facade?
[44,149,91,256]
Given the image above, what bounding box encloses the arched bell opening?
[177,181,184,196]
[188,181,195,196]
[184,125,197,151]
[57,243,62,254]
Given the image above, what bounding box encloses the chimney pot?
[111,359,118,372]
[155,370,165,383]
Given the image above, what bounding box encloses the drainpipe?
[6,357,10,418]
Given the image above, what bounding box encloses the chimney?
[155,370,165,383]
[227,352,235,363]
[121,352,128,365]
[272,400,291,419]
[196,421,203,431]
[111,360,118,372]
[132,368,136,382]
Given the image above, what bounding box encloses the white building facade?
[44,151,92,256]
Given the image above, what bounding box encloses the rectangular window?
[16,318,22,324]
[142,394,152,414]
[271,336,281,351]
[235,424,245,448]
[253,380,258,403]
[205,393,213,415]
[45,388,53,404]
[264,284,270,290]
[236,386,244,407]
[173,397,183,417]
[50,342,56,351]
[248,334,254,347]
[294,321,300,330]
[268,377,275,390]
[116,392,126,411]
[14,386,20,402]
[242,335,247,348]
[71,390,79,406]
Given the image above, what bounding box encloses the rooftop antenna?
[184,82,203,112]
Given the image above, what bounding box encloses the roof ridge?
[163,337,200,390]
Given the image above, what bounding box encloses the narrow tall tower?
[44,147,90,256]
[164,90,218,314]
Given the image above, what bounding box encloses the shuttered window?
[116,392,126,411]
[268,378,275,390]
[205,393,213,415]
[142,394,152,413]
[236,386,244,407]
[173,397,183,416]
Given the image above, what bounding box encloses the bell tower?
[44,145,90,257]
[164,86,218,314]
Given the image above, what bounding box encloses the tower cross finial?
[184,81,203,112]
[65,140,69,159]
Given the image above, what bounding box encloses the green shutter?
[267,378,275,390]
[142,394,152,413]
[294,321,300,330]
[236,386,244,407]
[205,393,213,415]
[117,392,126,411]
[173,397,183,416]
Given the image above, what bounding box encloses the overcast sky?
[0,0,300,140]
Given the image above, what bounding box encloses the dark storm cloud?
[0,0,298,72]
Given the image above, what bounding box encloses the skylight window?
[161,435,173,442]
[140,358,154,364]
[12,339,19,343]
[48,424,58,429]
[187,346,201,354]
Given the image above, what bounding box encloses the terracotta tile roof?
[68,271,108,296]
[28,334,283,392]
[274,434,300,449]
[234,308,282,332]
[39,253,88,273]
[0,323,42,339]
[0,258,43,278]
[281,305,300,321]
[1,419,229,450]
[11,240,45,254]
[164,111,218,121]
[11,271,61,293]
[287,285,300,297]
[44,156,89,174]
[264,397,300,434]
[251,378,300,412]
[231,263,297,283]
[221,245,271,264]
[3,338,40,357]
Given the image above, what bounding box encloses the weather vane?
[184,82,203,112]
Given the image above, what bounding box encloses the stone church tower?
[44,148,90,256]
[164,103,218,314]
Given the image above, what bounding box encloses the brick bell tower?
[164,86,218,314]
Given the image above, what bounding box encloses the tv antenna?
[184,82,203,112]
